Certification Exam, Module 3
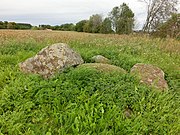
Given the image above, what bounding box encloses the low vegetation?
[0,30,180,134]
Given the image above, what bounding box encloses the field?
[0,30,180,134]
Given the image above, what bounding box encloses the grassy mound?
[78,63,127,74]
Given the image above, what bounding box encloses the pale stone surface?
[78,63,127,73]
[130,63,168,91]
[19,43,84,78]
[91,55,111,64]
[124,108,132,118]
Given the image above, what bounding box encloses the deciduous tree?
[109,3,134,34]
[75,20,88,32]
[88,14,103,33]
[139,0,178,32]
[100,18,113,34]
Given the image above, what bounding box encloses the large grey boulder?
[91,55,111,64]
[130,63,168,91]
[19,43,84,78]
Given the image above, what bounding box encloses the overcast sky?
[0,0,179,29]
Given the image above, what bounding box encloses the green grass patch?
[0,31,179,134]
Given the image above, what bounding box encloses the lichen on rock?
[19,43,84,78]
[130,63,168,91]
[91,55,111,64]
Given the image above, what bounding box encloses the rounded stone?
[130,63,168,91]
[19,43,84,78]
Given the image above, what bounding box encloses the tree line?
[0,1,179,38]
[0,3,134,35]
[0,21,32,29]
[32,3,135,35]
[45,3,135,35]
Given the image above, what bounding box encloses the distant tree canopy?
[0,3,135,35]
[39,25,52,30]
[75,20,88,32]
[74,3,134,35]
[0,21,32,29]
[0,21,8,29]
[100,18,113,34]
[109,3,135,34]
[59,23,75,31]
[39,23,75,31]
[16,23,32,29]
[88,14,103,33]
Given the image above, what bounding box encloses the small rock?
[124,107,132,118]
[91,55,110,64]
[78,63,127,74]
[130,63,168,91]
[19,43,84,78]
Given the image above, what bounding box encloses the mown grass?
[0,30,180,134]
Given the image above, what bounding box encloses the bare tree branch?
[140,0,178,32]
